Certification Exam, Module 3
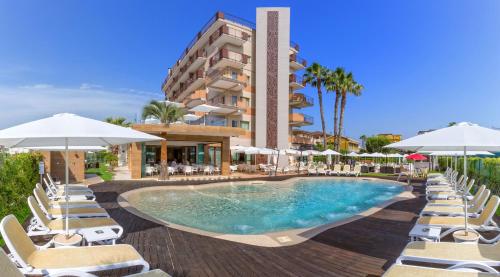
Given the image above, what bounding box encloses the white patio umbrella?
[386,122,500,235]
[188,104,219,125]
[183,113,200,123]
[425,151,494,156]
[322,149,341,156]
[24,146,107,151]
[0,113,163,237]
[346,152,360,157]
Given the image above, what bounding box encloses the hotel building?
[127,7,313,177]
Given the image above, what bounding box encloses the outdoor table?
[53,233,83,247]
[409,225,441,242]
[80,228,119,245]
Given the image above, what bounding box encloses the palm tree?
[325,67,346,151]
[359,134,367,150]
[105,117,131,127]
[303,62,328,147]
[337,75,364,151]
[142,100,185,126]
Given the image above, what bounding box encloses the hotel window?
[240,121,249,130]
[240,97,249,107]
[231,71,238,80]
[231,120,238,128]
[231,95,238,106]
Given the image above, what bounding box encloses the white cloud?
[0,84,162,129]
[79,83,103,90]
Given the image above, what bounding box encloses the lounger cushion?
[384,264,494,277]
[48,207,108,216]
[402,241,500,262]
[51,199,99,206]
[47,218,119,230]
[27,244,142,269]
[427,199,463,205]
[54,190,93,197]
[421,205,478,214]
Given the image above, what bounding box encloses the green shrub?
[0,152,42,245]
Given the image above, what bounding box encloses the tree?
[365,135,391,153]
[337,73,364,152]
[105,117,131,127]
[448,122,457,127]
[142,100,185,126]
[303,63,328,148]
[325,67,344,152]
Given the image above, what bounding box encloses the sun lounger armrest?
[48,271,98,277]
[448,262,499,274]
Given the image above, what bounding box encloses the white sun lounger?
[27,196,123,238]
[47,173,89,189]
[35,183,101,208]
[317,167,327,175]
[396,240,500,269]
[330,164,342,176]
[340,164,351,176]
[350,165,361,177]
[426,185,486,207]
[384,264,498,276]
[44,177,94,193]
[426,179,475,201]
[416,196,500,241]
[0,215,148,276]
[42,179,95,201]
[34,189,109,219]
[307,167,317,175]
[421,188,490,217]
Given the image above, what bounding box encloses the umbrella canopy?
[0,113,163,237]
[24,146,107,151]
[322,149,341,155]
[359,153,372,157]
[188,104,219,113]
[425,150,494,156]
[279,148,300,155]
[346,152,360,157]
[234,146,260,155]
[301,150,322,156]
[406,153,427,161]
[371,152,386,158]
[386,153,404,158]
[183,114,200,121]
[0,113,162,147]
[258,147,278,155]
[386,122,500,151]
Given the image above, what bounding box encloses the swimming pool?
[124,178,405,236]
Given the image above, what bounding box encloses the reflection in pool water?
[127,179,404,235]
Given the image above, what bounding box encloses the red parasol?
[406,153,427,161]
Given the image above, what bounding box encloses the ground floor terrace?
[88,176,429,276]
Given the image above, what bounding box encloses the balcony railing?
[290,54,307,67]
[289,74,303,84]
[209,25,249,45]
[290,113,314,125]
[291,136,314,145]
[290,41,300,51]
[290,93,313,107]
[209,48,248,67]
[183,69,205,92]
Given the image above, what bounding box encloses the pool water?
[127,179,404,235]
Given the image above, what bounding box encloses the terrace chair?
[383,264,498,277]
[420,188,490,217]
[35,183,101,208]
[329,164,342,176]
[184,166,193,176]
[34,188,109,219]
[214,167,221,175]
[27,196,123,239]
[340,164,351,176]
[351,165,361,177]
[317,167,327,175]
[0,215,149,276]
[43,179,95,201]
[230,165,238,173]
[307,167,317,176]
[282,166,290,174]
[416,196,500,240]
[426,185,486,207]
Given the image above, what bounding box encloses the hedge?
[438,157,500,195]
[0,152,42,245]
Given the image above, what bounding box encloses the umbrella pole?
[64,138,70,238]
[463,146,468,235]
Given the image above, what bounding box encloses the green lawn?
[85,165,114,181]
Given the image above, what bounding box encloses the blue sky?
[0,1,499,140]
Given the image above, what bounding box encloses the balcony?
[290,54,307,71]
[289,74,304,90]
[289,93,313,108]
[207,68,246,91]
[291,136,314,145]
[174,69,205,101]
[209,48,248,70]
[208,24,249,50]
[207,95,247,115]
[290,41,300,54]
[184,90,207,108]
[289,113,314,126]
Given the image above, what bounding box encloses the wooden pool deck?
[91,176,426,276]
